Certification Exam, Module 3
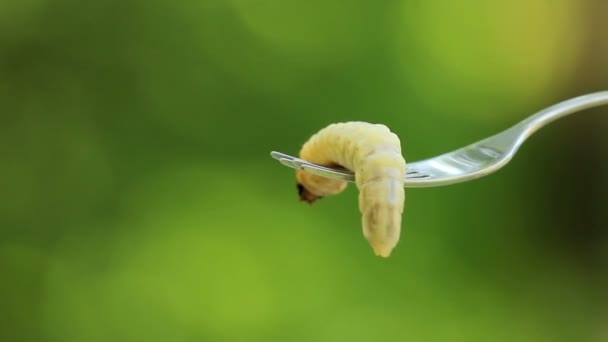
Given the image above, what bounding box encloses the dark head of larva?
[296,183,323,204]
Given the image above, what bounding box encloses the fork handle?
[520,91,608,137]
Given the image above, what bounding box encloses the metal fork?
[271,91,608,188]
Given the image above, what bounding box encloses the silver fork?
[271,91,608,188]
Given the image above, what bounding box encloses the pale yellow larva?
[296,122,406,257]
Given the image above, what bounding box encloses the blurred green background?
[1,0,608,341]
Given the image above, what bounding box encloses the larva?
[296,122,406,257]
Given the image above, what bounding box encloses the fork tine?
[289,157,328,173]
[301,164,356,182]
[271,151,294,161]
[273,151,426,181]
[278,158,300,169]
[301,163,429,182]
[289,158,309,169]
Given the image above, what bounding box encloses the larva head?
[296,169,348,204]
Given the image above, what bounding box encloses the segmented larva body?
[296,122,406,257]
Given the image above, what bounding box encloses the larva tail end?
[372,245,393,258]
[297,183,323,204]
[362,203,402,258]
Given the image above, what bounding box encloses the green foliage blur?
[1,0,608,341]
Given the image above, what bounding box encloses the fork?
[271,91,608,188]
